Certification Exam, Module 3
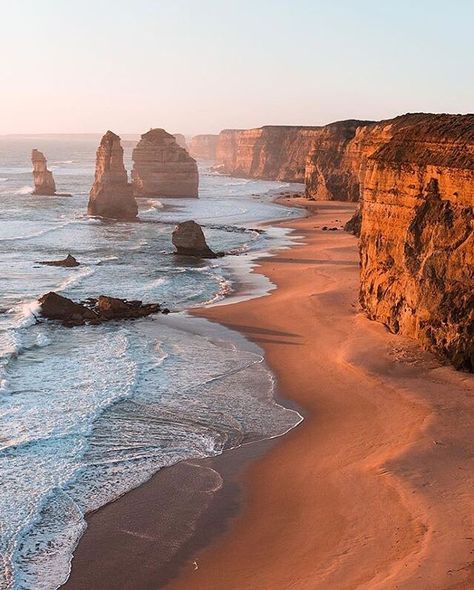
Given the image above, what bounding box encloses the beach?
[65,199,474,590]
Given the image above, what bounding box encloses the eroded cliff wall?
[358,114,474,370]
[190,134,218,160]
[215,126,322,182]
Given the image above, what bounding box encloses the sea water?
[0,136,303,589]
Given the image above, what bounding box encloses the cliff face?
[173,133,188,151]
[359,114,474,370]
[132,129,199,197]
[88,131,137,220]
[32,149,56,195]
[215,126,322,182]
[304,120,376,201]
[190,134,218,160]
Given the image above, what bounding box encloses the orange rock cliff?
[357,114,473,370]
[190,134,218,160]
[215,126,322,182]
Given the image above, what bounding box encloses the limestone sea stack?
[172,220,217,258]
[32,149,56,195]
[190,134,218,160]
[88,131,138,220]
[132,129,199,197]
[358,114,474,370]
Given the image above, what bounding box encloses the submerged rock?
[32,149,56,196]
[38,254,80,267]
[132,128,199,197]
[88,131,138,220]
[172,220,219,258]
[39,292,163,327]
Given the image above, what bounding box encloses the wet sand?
[65,199,474,590]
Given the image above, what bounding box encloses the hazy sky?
[1,0,473,135]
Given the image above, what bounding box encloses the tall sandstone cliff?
[88,131,137,220]
[304,120,378,201]
[358,114,474,370]
[132,129,199,197]
[32,149,56,196]
[215,126,322,182]
[190,134,218,160]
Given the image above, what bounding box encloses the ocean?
[0,136,303,589]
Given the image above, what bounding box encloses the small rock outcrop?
[132,129,199,197]
[38,292,97,325]
[190,134,218,160]
[172,220,217,258]
[88,131,138,220]
[32,149,56,195]
[38,254,80,267]
[344,208,362,237]
[39,292,163,327]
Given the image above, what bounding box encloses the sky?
[1,0,473,135]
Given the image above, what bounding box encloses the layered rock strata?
[215,126,322,182]
[88,131,137,220]
[304,120,376,201]
[32,149,56,195]
[132,129,199,197]
[190,134,218,160]
[358,114,474,370]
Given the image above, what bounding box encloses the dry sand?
[65,200,474,590]
[165,199,474,590]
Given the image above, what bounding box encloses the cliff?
[132,129,199,197]
[190,134,218,160]
[31,149,56,195]
[88,131,137,220]
[173,133,188,151]
[358,114,474,370]
[304,120,376,201]
[215,126,322,182]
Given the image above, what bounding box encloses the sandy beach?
[65,199,474,590]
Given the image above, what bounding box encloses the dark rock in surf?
[38,292,98,326]
[38,254,80,267]
[38,292,163,327]
[172,220,220,258]
[95,295,161,320]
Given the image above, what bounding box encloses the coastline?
[64,199,474,590]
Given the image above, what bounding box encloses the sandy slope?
[166,199,474,590]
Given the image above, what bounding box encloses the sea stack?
[88,131,138,220]
[132,129,199,197]
[32,149,56,195]
[172,220,217,257]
